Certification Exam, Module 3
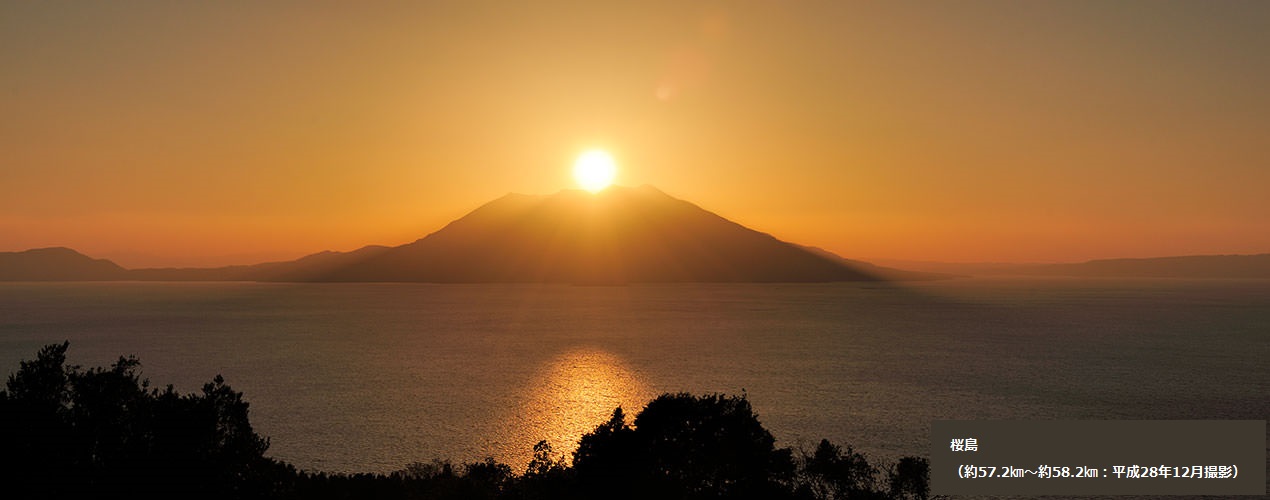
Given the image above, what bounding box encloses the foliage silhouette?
[0,342,276,499]
[794,439,885,499]
[1,343,930,499]
[887,456,931,500]
[573,393,797,499]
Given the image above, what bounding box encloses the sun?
[573,150,618,193]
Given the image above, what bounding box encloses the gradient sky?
[3,1,1268,267]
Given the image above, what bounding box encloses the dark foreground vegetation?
[1,343,929,499]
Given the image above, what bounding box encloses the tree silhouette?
[1,342,77,497]
[796,439,883,499]
[887,457,930,500]
[2,344,931,499]
[572,393,797,499]
[0,342,276,499]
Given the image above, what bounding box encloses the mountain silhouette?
[122,246,394,282]
[271,185,934,283]
[2,186,953,282]
[0,247,127,280]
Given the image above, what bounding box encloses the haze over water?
[2,278,1265,474]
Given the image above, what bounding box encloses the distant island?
[1,186,945,283]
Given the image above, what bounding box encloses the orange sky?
[3,2,1268,267]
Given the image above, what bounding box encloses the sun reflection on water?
[502,347,653,469]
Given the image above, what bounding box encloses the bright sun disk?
[573,150,618,193]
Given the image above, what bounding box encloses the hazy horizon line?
[5,244,1268,272]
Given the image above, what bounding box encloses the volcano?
[1,186,947,282]
[260,185,933,283]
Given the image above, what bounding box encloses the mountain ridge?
[0,247,128,281]
[35,185,1261,282]
[274,185,927,283]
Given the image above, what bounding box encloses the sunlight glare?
[573,150,618,193]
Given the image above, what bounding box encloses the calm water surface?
[1,278,1266,473]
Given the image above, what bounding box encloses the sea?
[1,278,1266,476]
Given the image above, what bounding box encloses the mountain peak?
[288,187,889,283]
[1,189,947,283]
[0,247,126,281]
